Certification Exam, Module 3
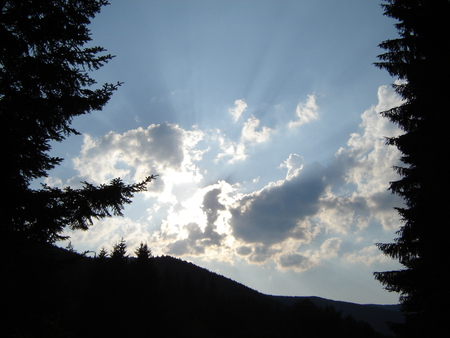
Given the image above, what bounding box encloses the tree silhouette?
[110,237,128,261]
[1,2,156,336]
[373,1,450,336]
[134,242,153,261]
[0,0,156,244]
[131,242,160,334]
[133,241,159,289]
[98,246,109,259]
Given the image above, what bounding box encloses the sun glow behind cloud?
[59,85,403,281]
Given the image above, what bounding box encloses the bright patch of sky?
[44,0,404,304]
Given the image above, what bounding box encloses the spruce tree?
[373,1,450,336]
[110,237,128,262]
[134,242,153,261]
[0,0,156,243]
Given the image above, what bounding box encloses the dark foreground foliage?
[1,0,156,244]
[374,1,450,336]
[3,242,389,338]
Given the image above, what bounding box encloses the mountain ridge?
[154,255,404,336]
[6,242,401,337]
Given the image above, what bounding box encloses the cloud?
[70,122,207,216]
[320,84,404,232]
[154,181,234,258]
[288,94,319,128]
[342,245,393,266]
[215,84,402,268]
[278,252,317,272]
[229,99,247,122]
[230,161,326,246]
[202,188,226,227]
[216,113,273,163]
[247,245,281,264]
[217,98,275,163]
[236,245,252,256]
[215,134,248,163]
[241,115,273,143]
[279,153,304,180]
[72,122,204,184]
[274,237,340,272]
[320,237,342,258]
[44,176,63,187]
[166,222,225,256]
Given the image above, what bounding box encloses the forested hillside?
[3,242,397,337]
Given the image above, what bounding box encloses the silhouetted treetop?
[1,0,157,243]
[1,0,116,187]
[135,242,153,260]
[110,237,128,261]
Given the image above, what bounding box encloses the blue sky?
[45,0,405,304]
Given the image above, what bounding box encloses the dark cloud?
[278,252,313,270]
[166,238,191,256]
[143,123,186,169]
[247,245,280,263]
[202,188,226,226]
[230,162,326,245]
[324,149,359,185]
[320,195,369,215]
[369,191,403,211]
[166,222,225,256]
[236,246,252,256]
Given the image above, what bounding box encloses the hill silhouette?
[3,242,402,337]
[155,255,403,337]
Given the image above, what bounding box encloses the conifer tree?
[134,242,153,260]
[132,242,159,333]
[133,241,158,282]
[373,1,450,336]
[98,246,109,260]
[0,0,156,243]
[110,237,128,261]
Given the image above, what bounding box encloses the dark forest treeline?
[3,241,388,338]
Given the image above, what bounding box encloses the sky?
[44,0,406,304]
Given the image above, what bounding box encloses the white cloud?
[229,99,247,122]
[321,84,404,232]
[342,245,393,266]
[288,94,319,128]
[241,115,273,143]
[72,123,204,184]
[216,110,273,163]
[70,123,206,212]
[215,133,248,163]
[44,176,63,187]
[153,180,236,260]
[279,153,304,180]
[320,237,342,258]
